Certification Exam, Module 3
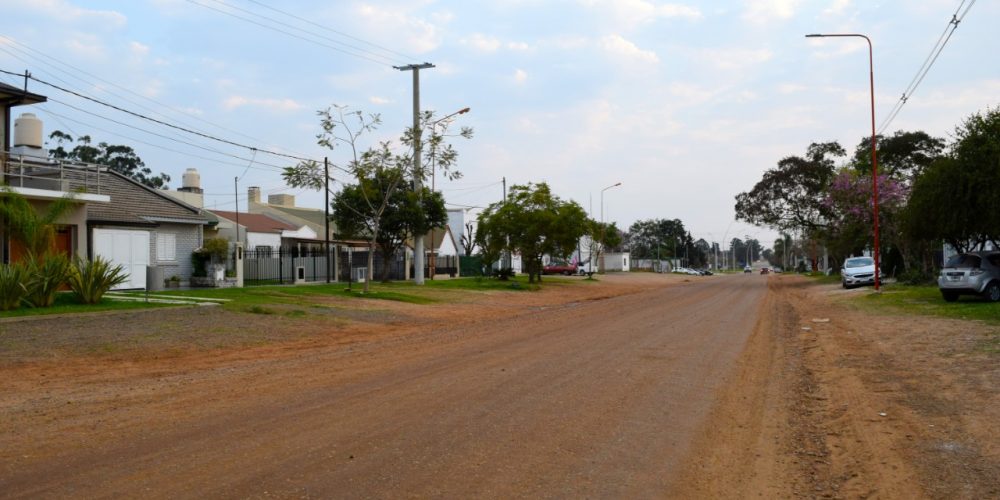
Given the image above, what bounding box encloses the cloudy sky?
[1,0,997,248]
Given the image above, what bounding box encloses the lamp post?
[426,107,471,279]
[598,182,622,273]
[806,33,881,291]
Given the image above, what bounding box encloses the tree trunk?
[381,249,393,282]
[365,240,375,293]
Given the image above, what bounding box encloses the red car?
[760,267,770,275]
[543,261,579,275]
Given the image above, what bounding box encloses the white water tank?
[14,113,43,149]
[180,168,202,193]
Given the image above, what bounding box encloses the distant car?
[699,269,714,276]
[743,266,752,274]
[542,260,578,275]
[760,267,770,275]
[938,251,1000,302]
[841,256,879,288]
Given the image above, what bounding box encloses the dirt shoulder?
[679,274,1000,499]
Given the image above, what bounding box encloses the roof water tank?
[182,168,201,190]
[14,113,43,149]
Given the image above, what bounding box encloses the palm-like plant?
[0,262,30,311]
[67,256,128,304]
[1,187,79,309]
[24,254,72,307]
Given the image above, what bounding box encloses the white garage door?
[93,228,150,290]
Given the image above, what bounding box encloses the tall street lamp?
[806,32,881,291]
[426,107,471,279]
[599,182,622,273]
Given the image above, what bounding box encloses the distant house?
[246,187,337,243]
[87,171,211,289]
[208,210,318,253]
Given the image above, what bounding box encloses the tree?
[283,105,471,290]
[850,130,945,181]
[48,131,170,189]
[903,107,1000,253]
[624,218,687,260]
[461,221,476,257]
[589,221,622,273]
[734,142,844,232]
[475,182,588,284]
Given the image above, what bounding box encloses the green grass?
[0,292,176,319]
[846,283,1000,324]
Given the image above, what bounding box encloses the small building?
[602,252,631,272]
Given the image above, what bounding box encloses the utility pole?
[234,177,240,246]
[394,62,434,285]
[502,176,508,270]
[324,157,331,284]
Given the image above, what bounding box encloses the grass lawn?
[0,292,176,319]
[2,275,576,320]
[852,283,1000,324]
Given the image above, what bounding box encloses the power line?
[0,67,329,166]
[241,0,416,61]
[877,0,976,134]
[185,0,401,66]
[0,34,311,156]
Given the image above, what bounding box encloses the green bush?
[898,268,936,285]
[492,267,515,281]
[68,256,129,304]
[24,254,72,308]
[0,262,30,311]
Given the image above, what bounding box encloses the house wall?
[89,222,203,281]
[151,223,203,280]
[603,252,631,272]
[247,231,281,251]
[27,198,88,258]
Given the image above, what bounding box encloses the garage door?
[93,229,150,290]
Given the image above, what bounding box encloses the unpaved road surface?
[2,273,999,498]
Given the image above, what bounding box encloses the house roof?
[250,202,337,238]
[209,210,298,233]
[0,82,47,107]
[406,226,457,250]
[86,171,208,226]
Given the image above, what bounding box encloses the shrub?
[202,237,230,262]
[0,262,30,311]
[898,268,936,285]
[68,256,129,304]
[492,267,515,281]
[24,254,72,308]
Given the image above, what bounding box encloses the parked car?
[938,251,1000,302]
[841,256,879,288]
[699,269,714,276]
[542,260,578,275]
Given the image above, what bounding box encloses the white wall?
[247,232,281,251]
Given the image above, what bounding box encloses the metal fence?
[338,249,407,282]
[242,247,336,286]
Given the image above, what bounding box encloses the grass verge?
[846,283,1000,324]
[0,293,176,319]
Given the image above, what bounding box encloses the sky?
[1,0,997,250]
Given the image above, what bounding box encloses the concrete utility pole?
[324,157,331,284]
[395,62,434,285]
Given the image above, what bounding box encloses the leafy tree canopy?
[475,182,588,284]
[734,142,844,232]
[851,130,945,180]
[48,131,171,189]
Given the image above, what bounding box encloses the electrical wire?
[877,0,976,134]
[241,0,416,61]
[184,0,400,66]
[0,67,339,168]
[201,0,410,65]
[0,35,311,156]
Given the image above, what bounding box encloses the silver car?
[841,256,878,288]
[938,251,1000,302]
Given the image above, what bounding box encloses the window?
[157,233,177,261]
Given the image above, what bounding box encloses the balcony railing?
[1,152,104,196]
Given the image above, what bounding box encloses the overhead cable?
[877,0,977,134]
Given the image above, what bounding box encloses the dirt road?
[2,276,767,498]
[3,273,999,498]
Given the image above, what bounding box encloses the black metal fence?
[338,249,407,282]
[242,247,336,286]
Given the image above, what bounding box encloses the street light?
[598,182,622,273]
[806,32,881,291]
[426,107,471,279]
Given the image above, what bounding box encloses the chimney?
[268,193,295,207]
[248,186,261,204]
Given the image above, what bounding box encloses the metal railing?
[1,152,104,195]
